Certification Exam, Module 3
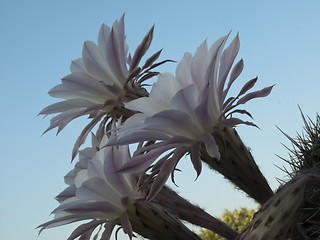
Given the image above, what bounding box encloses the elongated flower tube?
[38,127,201,240]
[109,33,274,202]
[39,15,169,159]
[152,184,239,240]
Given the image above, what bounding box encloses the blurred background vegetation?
[199,207,255,240]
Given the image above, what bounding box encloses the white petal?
[98,24,111,55]
[82,41,118,85]
[176,52,193,87]
[200,133,220,159]
[76,177,121,204]
[217,33,240,98]
[70,58,86,73]
[62,72,108,100]
[191,41,207,90]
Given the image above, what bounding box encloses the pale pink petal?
[224,59,244,98]
[217,33,240,98]
[146,149,185,201]
[218,117,259,129]
[105,28,127,83]
[70,58,86,73]
[144,110,199,137]
[38,215,91,233]
[67,220,104,240]
[101,222,116,240]
[237,77,258,97]
[237,84,275,105]
[191,41,207,90]
[103,147,133,195]
[72,113,105,159]
[119,144,175,173]
[62,201,122,217]
[56,185,76,203]
[97,24,111,55]
[62,72,108,99]
[48,84,79,99]
[176,52,193,87]
[76,177,120,203]
[120,212,133,240]
[169,83,198,114]
[200,132,220,160]
[149,73,182,109]
[190,142,202,179]
[129,25,154,72]
[82,41,116,85]
[39,99,93,115]
[125,97,164,116]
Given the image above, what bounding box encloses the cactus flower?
[38,123,201,240]
[39,15,168,159]
[109,33,274,201]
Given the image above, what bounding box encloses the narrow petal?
[62,201,122,217]
[144,110,199,137]
[217,33,240,96]
[200,132,220,160]
[70,58,86,73]
[119,144,175,173]
[120,212,133,240]
[56,185,76,203]
[105,28,127,83]
[176,52,193,87]
[82,41,116,85]
[39,99,93,115]
[190,142,202,179]
[146,150,185,201]
[237,85,275,105]
[191,41,207,89]
[169,83,198,114]
[48,84,79,99]
[218,117,259,129]
[77,177,121,204]
[221,59,244,103]
[97,24,111,55]
[129,26,154,72]
[67,220,104,240]
[101,222,116,240]
[72,113,104,160]
[62,72,107,98]
[237,77,258,97]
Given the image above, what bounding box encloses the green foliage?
[199,207,255,240]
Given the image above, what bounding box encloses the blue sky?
[1,1,320,239]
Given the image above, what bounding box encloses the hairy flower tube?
[38,127,202,240]
[109,33,274,201]
[39,15,169,159]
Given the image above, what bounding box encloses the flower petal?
[146,149,185,201]
[200,132,220,160]
[190,142,202,179]
[82,41,116,85]
[67,220,105,240]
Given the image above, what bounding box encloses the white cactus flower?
[39,15,168,159]
[109,33,274,200]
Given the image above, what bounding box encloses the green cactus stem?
[278,109,320,240]
[201,127,274,205]
[236,174,320,240]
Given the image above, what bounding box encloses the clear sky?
[1,0,320,239]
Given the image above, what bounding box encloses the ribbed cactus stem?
[127,201,202,240]
[236,174,320,240]
[201,127,274,204]
[153,185,239,240]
